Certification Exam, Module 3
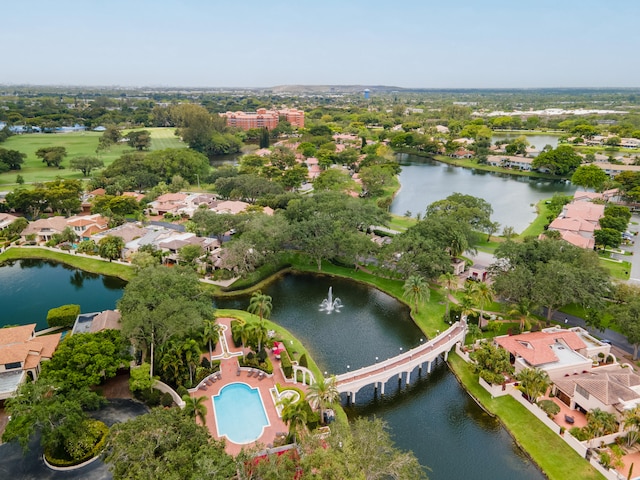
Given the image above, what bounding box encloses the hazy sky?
[2,0,639,89]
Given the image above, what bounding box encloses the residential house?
[66,214,109,241]
[495,327,609,378]
[450,149,473,159]
[213,200,249,215]
[147,193,188,216]
[0,213,19,231]
[0,324,61,400]
[71,309,122,335]
[21,217,69,244]
[552,365,640,421]
[546,200,604,249]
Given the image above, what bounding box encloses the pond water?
[391,153,576,233]
[491,133,560,151]
[0,261,544,479]
[216,273,544,480]
[0,259,126,330]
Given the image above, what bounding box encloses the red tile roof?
[496,331,587,366]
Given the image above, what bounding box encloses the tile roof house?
[495,328,595,377]
[0,324,61,400]
[71,309,122,335]
[0,213,19,231]
[546,199,604,249]
[21,216,69,244]
[553,366,640,420]
[147,193,188,216]
[213,200,249,215]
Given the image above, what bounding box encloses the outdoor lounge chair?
[258,372,266,381]
[236,368,241,376]
[216,371,222,380]
[247,370,254,377]
[205,379,212,386]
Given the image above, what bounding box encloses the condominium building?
[221,108,304,130]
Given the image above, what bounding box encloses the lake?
[216,273,544,480]
[0,259,126,330]
[1,262,544,479]
[391,153,576,233]
[491,133,561,151]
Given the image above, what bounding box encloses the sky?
[2,0,639,89]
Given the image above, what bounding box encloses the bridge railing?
[333,321,465,384]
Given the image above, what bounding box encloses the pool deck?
[190,317,302,456]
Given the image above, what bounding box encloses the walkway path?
[189,317,303,456]
[334,322,466,402]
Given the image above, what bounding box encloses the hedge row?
[46,304,80,328]
[280,349,293,378]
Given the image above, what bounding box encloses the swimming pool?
[212,382,270,444]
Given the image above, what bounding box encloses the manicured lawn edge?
[448,353,603,480]
[0,247,134,281]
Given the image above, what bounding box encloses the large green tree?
[36,146,67,167]
[98,235,125,262]
[118,265,214,376]
[571,164,608,191]
[69,156,104,177]
[531,145,582,176]
[105,407,235,480]
[41,330,130,390]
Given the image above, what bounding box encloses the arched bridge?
[330,321,466,403]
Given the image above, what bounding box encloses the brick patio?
[191,317,307,456]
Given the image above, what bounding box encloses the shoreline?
[0,249,604,478]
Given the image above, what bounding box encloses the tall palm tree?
[402,275,430,314]
[182,394,207,425]
[280,398,308,443]
[516,368,550,403]
[247,291,272,325]
[239,322,252,351]
[468,281,494,328]
[179,338,202,387]
[438,272,458,319]
[250,321,269,353]
[202,319,222,361]
[307,376,340,425]
[158,341,184,386]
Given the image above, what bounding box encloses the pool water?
[213,383,270,444]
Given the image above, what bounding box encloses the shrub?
[46,304,81,328]
[569,426,590,441]
[176,385,188,398]
[129,363,154,394]
[299,353,309,369]
[45,419,108,466]
[161,392,174,407]
[200,357,211,369]
[606,355,614,364]
[538,399,561,418]
[280,349,293,378]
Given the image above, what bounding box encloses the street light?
[375,356,379,363]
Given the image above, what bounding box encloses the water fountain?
[319,286,342,313]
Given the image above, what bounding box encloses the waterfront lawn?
[387,214,417,232]
[0,247,134,281]
[519,198,551,238]
[448,353,604,480]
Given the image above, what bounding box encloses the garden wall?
[509,390,562,434]
[153,380,185,408]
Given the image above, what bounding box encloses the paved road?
[625,214,640,284]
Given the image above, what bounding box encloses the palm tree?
[508,299,535,332]
[402,275,430,314]
[239,322,252,351]
[467,281,494,328]
[247,291,272,325]
[182,394,207,425]
[623,406,640,448]
[179,338,202,387]
[251,322,269,353]
[280,398,308,443]
[438,272,458,319]
[307,376,340,425]
[516,368,550,403]
[202,319,222,361]
[466,323,482,345]
[586,408,618,446]
[158,341,184,385]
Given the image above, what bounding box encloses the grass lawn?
[387,213,417,232]
[559,302,618,333]
[475,236,504,253]
[448,353,604,480]
[519,198,551,238]
[431,155,560,180]
[0,247,134,281]
[597,254,631,281]
[0,128,184,187]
